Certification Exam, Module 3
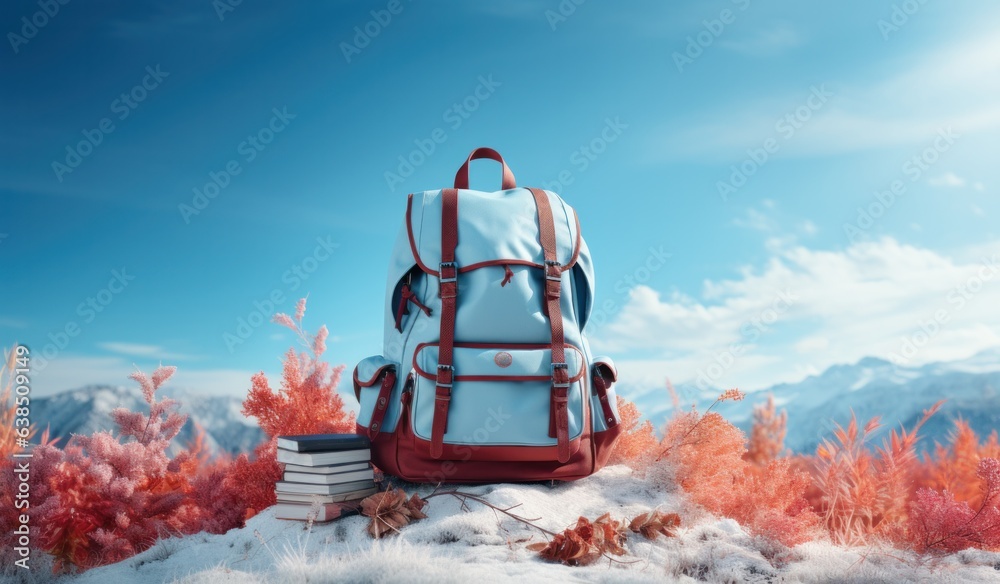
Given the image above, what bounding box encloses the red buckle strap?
[545,260,562,295]
[431,365,453,458]
[366,369,397,440]
[438,261,458,299]
[548,361,570,438]
[529,187,571,463]
[430,188,459,460]
[552,387,570,463]
[592,363,618,430]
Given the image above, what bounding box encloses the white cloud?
[971,204,986,217]
[798,220,818,235]
[595,237,1000,391]
[733,208,776,232]
[98,342,199,360]
[928,172,966,187]
[974,182,986,192]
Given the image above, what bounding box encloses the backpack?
[352,147,621,483]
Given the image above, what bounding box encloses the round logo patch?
[494,351,513,368]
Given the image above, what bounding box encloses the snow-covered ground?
[17,465,1000,584]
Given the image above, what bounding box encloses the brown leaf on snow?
[530,513,628,566]
[360,488,428,538]
[628,510,680,540]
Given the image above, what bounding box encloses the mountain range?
[31,385,264,456]
[30,348,1000,457]
[624,348,1000,454]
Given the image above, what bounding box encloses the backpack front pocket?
[408,343,587,461]
[353,355,400,439]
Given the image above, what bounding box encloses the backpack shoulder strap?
[430,188,459,459]
[528,187,571,464]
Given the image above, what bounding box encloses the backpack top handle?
[453,147,517,191]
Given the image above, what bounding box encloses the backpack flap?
[408,342,587,461]
[353,355,400,439]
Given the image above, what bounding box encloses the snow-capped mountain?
[31,385,264,456]
[623,348,1000,454]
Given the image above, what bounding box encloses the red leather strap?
[592,364,618,430]
[431,188,460,459]
[366,369,397,440]
[528,187,570,463]
[454,147,516,191]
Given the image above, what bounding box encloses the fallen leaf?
[628,510,680,540]
[360,488,428,538]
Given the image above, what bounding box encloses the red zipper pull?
[395,284,432,332]
[501,264,513,287]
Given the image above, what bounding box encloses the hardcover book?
[276,433,371,453]
[282,461,370,475]
[274,501,363,522]
[276,448,371,467]
[275,487,378,504]
[275,479,376,496]
[283,468,374,485]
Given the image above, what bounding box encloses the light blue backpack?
[353,148,621,483]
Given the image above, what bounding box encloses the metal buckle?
[545,259,562,282]
[550,362,570,388]
[439,262,458,283]
[436,364,454,388]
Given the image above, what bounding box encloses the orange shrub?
[607,396,658,468]
[659,390,818,546]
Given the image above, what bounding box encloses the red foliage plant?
[920,419,1000,509]
[908,457,1000,553]
[744,395,788,465]
[236,297,356,516]
[0,366,245,574]
[607,395,658,468]
[809,402,942,547]
[658,389,819,547]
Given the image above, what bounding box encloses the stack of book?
[274,433,377,522]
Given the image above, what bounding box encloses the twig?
[424,489,559,537]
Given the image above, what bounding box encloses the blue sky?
[2,0,999,400]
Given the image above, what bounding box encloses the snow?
[20,465,999,584]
